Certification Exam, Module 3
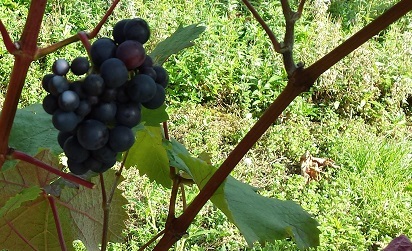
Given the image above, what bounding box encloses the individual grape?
[139,67,157,80]
[58,131,73,149]
[100,58,129,88]
[58,90,80,112]
[75,100,92,118]
[87,95,100,106]
[92,145,117,164]
[67,159,89,175]
[138,55,153,69]
[116,84,130,103]
[69,80,87,99]
[42,94,58,115]
[116,40,146,70]
[90,38,117,67]
[42,74,55,92]
[77,119,109,150]
[52,59,70,76]
[90,157,115,173]
[83,74,105,96]
[90,102,117,123]
[63,136,90,163]
[153,65,169,88]
[142,84,166,109]
[101,88,117,102]
[48,75,69,96]
[108,126,135,152]
[115,102,141,127]
[123,18,150,44]
[52,109,79,132]
[71,57,90,75]
[127,74,157,103]
[112,19,130,44]
[84,157,104,173]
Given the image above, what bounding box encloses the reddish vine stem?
[153,0,411,249]
[241,0,281,53]
[138,229,166,251]
[0,19,18,54]
[47,195,67,251]
[35,0,120,59]
[10,149,94,189]
[100,174,109,251]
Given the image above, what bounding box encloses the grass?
[0,0,411,250]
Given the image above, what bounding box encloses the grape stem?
[10,149,95,189]
[152,0,412,249]
[100,174,109,251]
[0,19,18,54]
[47,195,68,251]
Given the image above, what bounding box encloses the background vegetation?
[0,0,411,250]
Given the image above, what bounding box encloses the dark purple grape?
[100,58,129,88]
[115,102,141,127]
[139,67,157,80]
[77,119,109,150]
[71,57,90,75]
[116,40,146,70]
[127,74,157,103]
[58,131,73,149]
[48,75,69,96]
[91,157,115,173]
[138,55,153,69]
[52,59,70,76]
[153,65,169,88]
[109,126,135,152]
[116,84,130,103]
[42,74,55,92]
[67,160,89,175]
[84,157,104,173]
[101,88,117,102]
[123,18,150,44]
[75,100,92,118]
[92,145,117,163]
[58,90,80,112]
[112,19,130,44]
[52,109,79,132]
[83,74,105,96]
[87,96,100,106]
[63,136,90,163]
[69,80,87,99]
[42,94,58,115]
[90,38,117,67]
[142,84,166,109]
[90,102,117,123]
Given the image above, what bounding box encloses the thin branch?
[88,0,121,38]
[297,0,307,17]
[280,0,298,76]
[35,0,121,59]
[47,196,67,251]
[0,19,18,54]
[10,149,95,189]
[241,0,281,53]
[107,150,129,205]
[165,176,181,227]
[138,229,165,251]
[180,183,187,211]
[100,174,109,251]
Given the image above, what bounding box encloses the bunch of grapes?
[41,18,169,175]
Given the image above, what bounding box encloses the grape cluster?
[41,18,169,175]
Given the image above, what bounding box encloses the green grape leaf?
[150,23,206,65]
[141,104,169,126]
[125,126,171,188]
[3,104,61,170]
[166,140,320,250]
[59,169,128,251]
[0,186,41,218]
[0,150,75,251]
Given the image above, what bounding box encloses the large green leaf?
[59,169,128,251]
[0,150,75,251]
[125,126,171,188]
[149,23,206,65]
[3,104,61,170]
[141,104,169,126]
[166,140,320,250]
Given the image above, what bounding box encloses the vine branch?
[100,174,109,251]
[47,195,67,251]
[0,19,18,54]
